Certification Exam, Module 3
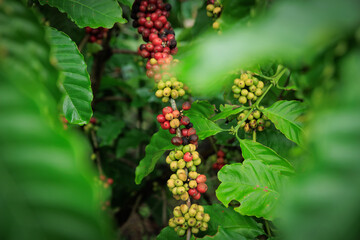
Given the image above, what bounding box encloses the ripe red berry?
[154,52,163,60]
[144,20,154,28]
[197,183,208,193]
[152,37,162,46]
[217,150,225,158]
[192,192,201,200]
[158,15,167,24]
[100,175,106,181]
[140,49,150,58]
[181,128,189,137]
[162,106,173,115]
[154,20,163,29]
[169,128,176,134]
[181,116,190,125]
[161,121,170,130]
[107,178,114,185]
[196,174,207,184]
[138,17,146,25]
[172,110,180,118]
[171,136,183,146]
[146,69,154,78]
[145,43,154,52]
[188,188,198,197]
[150,13,158,21]
[154,45,163,53]
[187,128,196,136]
[182,101,191,110]
[90,117,97,124]
[149,33,158,42]
[157,114,166,123]
[217,157,224,164]
[184,152,193,162]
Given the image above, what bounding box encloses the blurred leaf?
[176,0,360,96]
[263,100,306,146]
[157,227,184,240]
[212,104,245,121]
[116,129,149,157]
[280,50,360,240]
[0,1,111,239]
[216,160,287,220]
[49,28,93,125]
[135,130,173,184]
[97,118,125,147]
[185,100,225,139]
[39,0,126,28]
[240,139,294,174]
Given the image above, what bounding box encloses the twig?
[78,34,89,52]
[90,129,104,176]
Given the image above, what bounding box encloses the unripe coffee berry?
[165,113,173,120]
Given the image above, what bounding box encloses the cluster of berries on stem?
[206,0,223,30]
[232,72,265,105]
[131,1,209,237]
[212,149,226,170]
[237,107,271,133]
[85,27,108,43]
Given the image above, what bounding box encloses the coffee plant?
[1,0,359,240]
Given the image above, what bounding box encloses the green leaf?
[39,0,126,28]
[262,100,306,146]
[49,28,93,125]
[175,0,360,96]
[97,117,125,147]
[116,129,149,157]
[216,160,287,220]
[185,101,225,139]
[157,227,184,240]
[186,100,215,118]
[240,139,294,174]
[212,104,246,121]
[0,1,111,239]
[135,130,174,184]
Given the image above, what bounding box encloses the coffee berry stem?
[170,99,183,138]
[252,129,257,142]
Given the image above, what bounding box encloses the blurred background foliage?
[0,0,359,239]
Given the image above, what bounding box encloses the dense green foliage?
[0,0,359,239]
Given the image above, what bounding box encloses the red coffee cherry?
[169,128,176,134]
[181,116,190,125]
[187,128,196,136]
[189,134,199,144]
[181,128,189,137]
[196,174,207,184]
[171,136,183,146]
[197,183,208,193]
[162,106,173,115]
[107,178,114,185]
[184,152,193,162]
[192,192,201,200]
[217,150,225,158]
[188,188,198,197]
[161,121,170,130]
[182,101,191,110]
[157,114,166,123]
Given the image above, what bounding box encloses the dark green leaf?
[216,160,287,220]
[49,28,93,125]
[39,0,127,28]
[135,130,173,184]
[118,0,134,7]
[0,1,111,239]
[263,100,306,146]
[116,129,149,158]
[212,104,245,121]
[185,101,225,139]
[157,227,185,240]
[240,139,294,174]
[97,118,125,147]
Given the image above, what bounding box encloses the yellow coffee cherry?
[206,4,215,12]
[213,7,222,14]
[155,90,163,98]
[213,21,220,30]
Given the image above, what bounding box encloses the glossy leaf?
[135,130,174,184]
[0,1,111,239]
[185,101,225,139]
[212,104,245,121]
[216,160,287,220]
[97,117,125,147]
[49,28,93,125]
[118,0,135,7]
[39,0,126,28]
[262,100,306,146]
[240,139,294,174]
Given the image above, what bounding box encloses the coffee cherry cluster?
[169,204,210,237]
[157,106,181,134]
[85,27,108,43]
[167,169,190,201]
[212,149,226,170]
[131,0,181,84]
[166,144,201,172]
[188,173,208,200]
[237,107,271,133]
[232,73,264,105]
[206,0,223,30]
[155,77,185,102]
